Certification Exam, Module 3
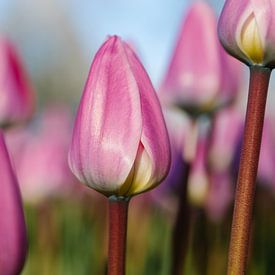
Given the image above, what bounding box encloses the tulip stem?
[227,65,271,275]
[171,162,191,275]
[108,196,129,275]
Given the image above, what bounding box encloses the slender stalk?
[227,66,271,275]
[171,162,191,275]
[108,197,129,275]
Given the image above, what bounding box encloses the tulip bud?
[0,131,27,274]
[161,1,242,115]
[218,0,275,67]
[68,36,171,198]
[0,37,35,128]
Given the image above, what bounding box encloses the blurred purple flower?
[258,117,275,189]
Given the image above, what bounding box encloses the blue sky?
[0,0,223,85]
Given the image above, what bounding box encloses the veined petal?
[124,43,171,191]
[68,36,142,194]
[0,131,27,274]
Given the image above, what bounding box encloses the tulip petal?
[69,36,142,194]
[124,43,171,191]
[0,131,27,275]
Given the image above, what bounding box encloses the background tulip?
[69,36,170,198]
[161,1,242,115]
[6,106,77,204]
[218,0,275,67]
[0,37,35,128]
[0,131,27,275]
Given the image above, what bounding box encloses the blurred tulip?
[6,106,76,204]
[161,1,242,115]
[0,131,27,275]
[188,134,209,206]
[218,0,275,67]
[150,107,189,212]
[0,37,35,128]
[205,171,233,222]
[209,107,244,171]
[68,36,170,198]
[258,117,275,188]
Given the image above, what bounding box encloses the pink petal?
[69,36,142,194]
[0,131,27,275]
[124,42,171,190]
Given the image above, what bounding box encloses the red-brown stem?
[108,197,129,275]
[171,162,191,275]
[227,66,271,275]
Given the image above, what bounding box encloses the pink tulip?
[161,1,242,113]
[6,106,76,204]
[258,117,275,187]
[0,37,35,128]
[206,171,233,222]
[218,0,275,67]
[209,107,244,171]
[0,131,27,275]
[68,36,171,197]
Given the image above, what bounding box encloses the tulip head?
[68,36,170,198]
[161,1,242,116]
[0,131,27,275]
[218,0,275,67]
[7,106,76,204]
[0,37,35,128]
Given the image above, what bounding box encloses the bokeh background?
[1,0,275,274]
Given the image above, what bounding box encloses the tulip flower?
[161,1,242,116]
[68,35,170,198]
[206,171,233,222]
[257,117,275,187]
[0,131,27,275]
[208,107,243,171]
[6,106,76,204]
[0,37,35,128]
[218,0,275,67]
[68,35,170,275]
[218,1,274,273]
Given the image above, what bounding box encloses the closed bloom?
[7,106,76,204]
[68,36,170,197]
[161,1,241,115]
[0,131,27,275]
[0,37,35,128]
[218,0,275,67]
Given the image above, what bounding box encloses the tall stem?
[108,197,129,275]
[227,66,271,275]
[171,162,191,275]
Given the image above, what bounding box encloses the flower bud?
[68,36,171,197]
[0,37,35,128]
[0,131,27,274]
[161,1,242,115]
[218,0,275,67]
